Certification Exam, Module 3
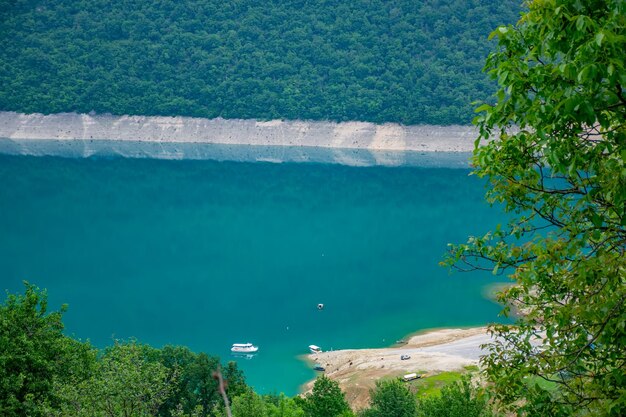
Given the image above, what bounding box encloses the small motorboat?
[231,343,259,353]
[400,354,411,360]
[313,364,325,371]
[309,344,322,354]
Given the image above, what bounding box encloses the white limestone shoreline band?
[0,112,477,152]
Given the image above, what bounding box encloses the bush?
[366,378,416,417]
[416,377,492,417]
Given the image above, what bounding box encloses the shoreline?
[0,138,474,168]
[395,324,490,347]
[0,111,477,152]
[299,326,491,409]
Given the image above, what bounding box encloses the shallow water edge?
[0,138,472,168]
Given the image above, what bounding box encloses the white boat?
[231,343,259,353]
[309,344,322,354]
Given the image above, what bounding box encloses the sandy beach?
[301,327,492,409]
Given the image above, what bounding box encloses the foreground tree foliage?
[51,342,174,417]
[362,379,417,417]
[0,283,95,417]
[415,377,492,417]
[157,347,247,417]
[447,0,626,415]
[301,376,353,417]
[264,394,305,417]
[0,283,248,417]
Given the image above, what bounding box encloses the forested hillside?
[0,0,521,124]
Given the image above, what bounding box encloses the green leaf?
[577,65,596,82]
[607,64,614,76]
[595,32,605,46]
[591,213,603,227]
[475,104,492,113]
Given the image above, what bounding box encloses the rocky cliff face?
[0,112,476,151]
[0,112,477,166]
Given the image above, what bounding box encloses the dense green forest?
[0,0,521,124]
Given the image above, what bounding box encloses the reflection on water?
[0,138,471,168]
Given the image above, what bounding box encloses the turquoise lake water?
[0,153,506,395]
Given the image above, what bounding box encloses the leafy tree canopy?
[415,377,492,417]
[0,282,95,417]
[447,0,626,415]
[52,341,174,417]
[228,389,268,417]
[303,376,353,417]
[0,284,248,417]
[364,378,416,417]
[265,393,306,417]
